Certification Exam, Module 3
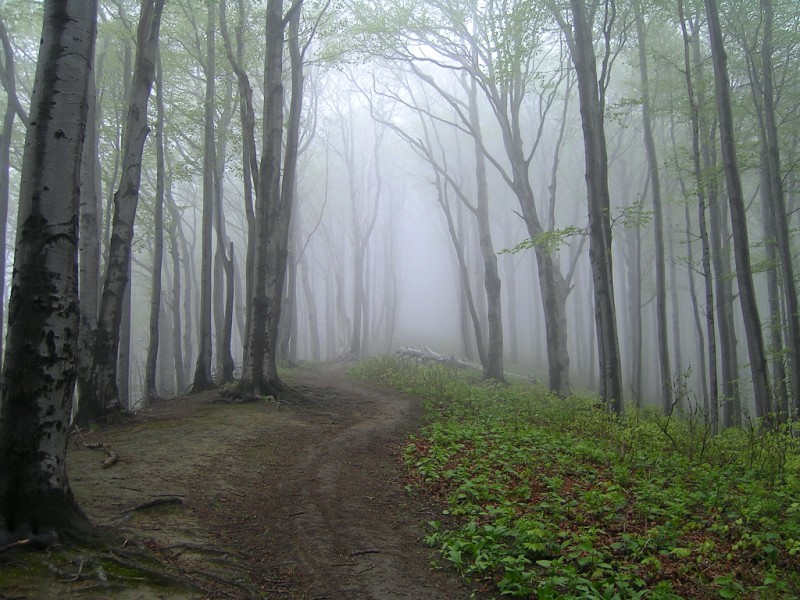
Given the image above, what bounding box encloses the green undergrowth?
[350,357,800,599]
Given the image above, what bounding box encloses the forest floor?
[0,363,476,600]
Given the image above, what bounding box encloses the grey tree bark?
[241,0,303,395]
[633,0,672,411]
[758,0,800,418]
[0,17,29,374]
[145,48,167,400]
[166,173,187,392]
[299,251,321,360]
[564,0,623,410]
[467,74,504,382]
[0,0,102,546]
[704,0,773,421]
[192,0,218,392]
[669,11,715,417]
[77,0,165,423]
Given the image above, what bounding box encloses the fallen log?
[395,346,539,383]
[395,346,482,371]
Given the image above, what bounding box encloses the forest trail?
[2,364,472,599]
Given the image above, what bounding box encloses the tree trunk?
[670,24,713,415]
[705,0,773,421]
[0,101,12,375]
[760,157,788,412]
[77,50,104,413]
[192,0,217,392]
[145,48,166,401]
[300,252,321,360]
[325,267,338,359]
[0,0,102,546]
[211,71,236,382]
[220,0,259,364]
[0,17,29,375]
[77,0,165,423]
[567,0,623,410]
[468,76,504,382]
[634,0,672,411]
[242,0,294,395]
[435,172,489,370]
[759,0,800,418]
[118,273,132,410]
[164,170,186,393]
[625,209,643,406]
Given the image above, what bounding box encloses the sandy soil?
[0,364,476,600]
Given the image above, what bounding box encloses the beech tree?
[633,0,671,411]
[704,0,772,421]
[144,47,167,400]
[0,0,101,546]
[0,15,28,372]
[241,0,304,395]
[77,0,165,423]
[557,0,624,410]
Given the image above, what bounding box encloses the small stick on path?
[350,549,381,557]
[122,496,184,513]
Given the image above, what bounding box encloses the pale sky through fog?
[394,190,460,352]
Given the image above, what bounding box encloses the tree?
[677,0,718,427]
[372,73,501,379]
[77,0,165,423]
[365,0,572,391]
[0,0,101,546]
[757,0,800,418]
[633,0,671,411]
[144,46,167,401]
[559,0,624,410]
[0,15,29,374]
[704,0,772,421]
[193,0,218,392]
[241,0,304,395]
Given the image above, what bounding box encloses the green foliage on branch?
[351,356,800,599]
[499,225,583,256]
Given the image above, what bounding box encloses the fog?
[1,0,797,425]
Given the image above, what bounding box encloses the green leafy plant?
[351,357,800,599]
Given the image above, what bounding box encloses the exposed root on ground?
[72,426,119,468]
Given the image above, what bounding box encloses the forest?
[0,0,799,597]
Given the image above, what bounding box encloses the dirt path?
[1,364,474,599]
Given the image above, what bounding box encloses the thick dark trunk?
[0,0,103,545]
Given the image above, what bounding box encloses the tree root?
[72,426,119,468]
[121,496,183,514]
